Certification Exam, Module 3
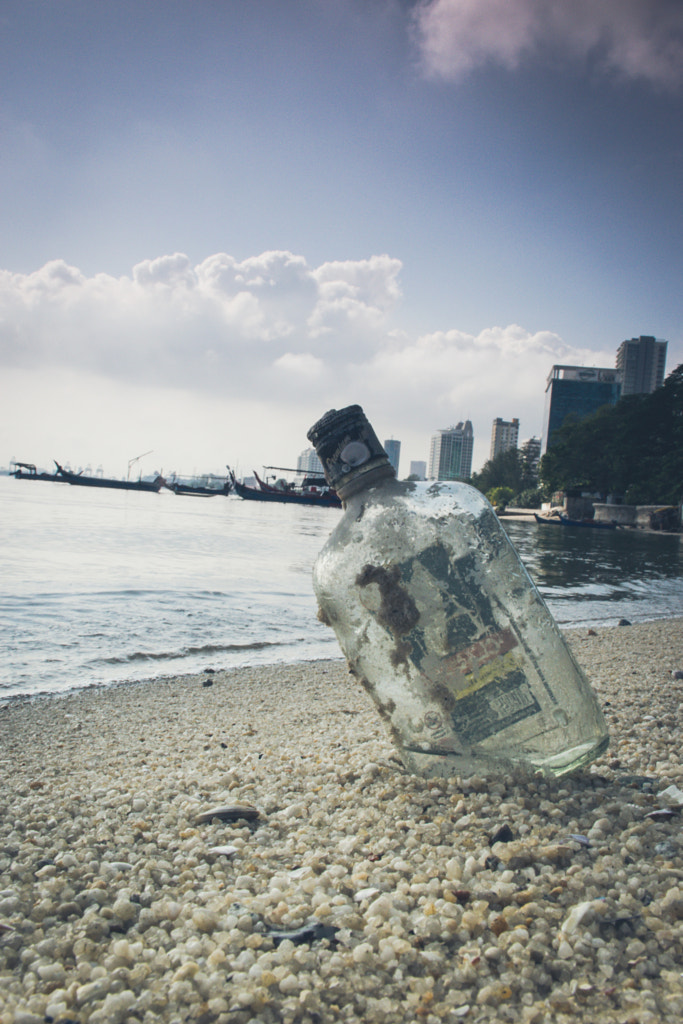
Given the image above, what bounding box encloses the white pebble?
[658,784,683,807]
[354,887,380,902]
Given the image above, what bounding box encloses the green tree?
[471,445,544,505]
[471,448,524,495]
[518,439,541,488]
[487,486,515,509]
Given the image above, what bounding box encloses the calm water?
[1,476,681,699]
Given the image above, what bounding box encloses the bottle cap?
[307,405,395,499]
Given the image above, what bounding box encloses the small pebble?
[354,887,380,902]
[1,622,682,1024]
[195,803,259,823]
[489,823,514,844]
[657,784,683,807]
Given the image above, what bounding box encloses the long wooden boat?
[53,462,166,493]
[166,472,232,496]
[168,481,232,497]
[533,513,562,526]
[11,462,61,482]
[229,469,341,508]
[534,512,617,530]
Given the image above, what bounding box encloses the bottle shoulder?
[344,477,491,518]
[318,477,498,569]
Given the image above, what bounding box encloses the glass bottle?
[307,405,609,778]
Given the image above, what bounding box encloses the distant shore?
[500,506,682,533]
[2,617,683,1023]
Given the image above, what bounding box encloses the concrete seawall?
[594,503,681,530]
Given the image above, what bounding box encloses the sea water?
[1,475,682,699]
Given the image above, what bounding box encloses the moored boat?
[169,482,232,496]
[533,512,562,526]
[11,462,61,482]
[166,473,232,497]
[229,468,341,508]
[53,462,166,493]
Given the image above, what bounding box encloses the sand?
[2,618,683,1024]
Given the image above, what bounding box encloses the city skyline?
[4,335,674,481]
[1,2,681,478]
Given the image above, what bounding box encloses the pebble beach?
[2,618,683,1024]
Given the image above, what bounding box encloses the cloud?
[412,0,683,89]
[132,252,196,289]
[356,323,614,444]
[0,249,617,473]
[273,352,325,378]
[0,251,400,393]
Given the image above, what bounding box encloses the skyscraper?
[490,417,519,460]
[616,336,667,395]
[409,460,427,480]
[519,437,541,481]
[297,448,324,474]
[428,421,474,480]
[541,366,621,453]
[383,439,401,476]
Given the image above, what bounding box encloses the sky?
[1,0,681,480]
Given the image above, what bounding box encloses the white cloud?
[413,0,683,89]
[132,252,196,289]
[0,249,618,475]
[0,251,402,386]
[273,352,325,378]
[312,255,403,308]
[356,324,614,462]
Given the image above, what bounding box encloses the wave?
[98,638,302,665]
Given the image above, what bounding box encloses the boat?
[228,468,341,508]
[166,473,232,497]
[168,481,232,497]
[11,462,61,482]
[533,512,563,526]
[534,512,617,530]
[53,462,166,493]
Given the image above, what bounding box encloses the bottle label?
[356,542,543,745]
[448,666,541,743]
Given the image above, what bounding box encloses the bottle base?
[399,734,609,780]
[526,734,610,777]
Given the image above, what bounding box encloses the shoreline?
[3,609,682,708]
[2,618,683,1023]
[499,507,682,533]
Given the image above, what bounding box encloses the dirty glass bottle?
[307,405,609,778]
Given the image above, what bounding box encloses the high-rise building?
[616,335,667,395]
[428,421,474,481]
[409,460,427,480]
[541,366,621,453]
[490,417,519,460]
[297,448,324,475]
[519,437,541,481]
[383,439,401,476]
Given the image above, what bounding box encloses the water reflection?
[504,521,683,625]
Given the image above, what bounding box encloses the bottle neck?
[307,405,396,501]
[335,461,396,502]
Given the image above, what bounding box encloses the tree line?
[469,363,682,508]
